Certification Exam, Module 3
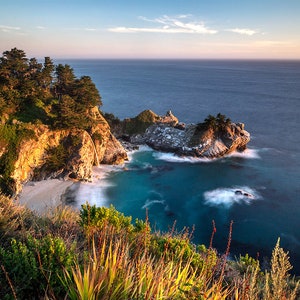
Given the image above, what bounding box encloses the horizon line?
[50,57,300,61]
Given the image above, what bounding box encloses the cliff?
[8,107,127,194]
[123,111,250,158]
[0,49,129,196]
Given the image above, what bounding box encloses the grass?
[0,195,299,299]
[122,109,160,134]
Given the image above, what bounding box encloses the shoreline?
[18,179,74,214]
[16,147,258,213]
[17,165,123,213]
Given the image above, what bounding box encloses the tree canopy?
[199,113,232,131]
[0,48,102,129]
[0,48,104,195]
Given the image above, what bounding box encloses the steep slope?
[5,107,127,195]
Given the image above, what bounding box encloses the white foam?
[153,152,214,163]
[74,165,119,208]
[139,145,154,152]
[153,148,261,163]
[127,145,153,161]
[142,199,165,209]
[203,186,261,208]
[227,148,261,159]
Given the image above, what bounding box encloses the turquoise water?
[72,145,300,271]
[60,60,300,272]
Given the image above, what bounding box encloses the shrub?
[79,203,134,233]
[0,235,76,299]
[44,144,68,172]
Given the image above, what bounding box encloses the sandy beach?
[18,179,74,214]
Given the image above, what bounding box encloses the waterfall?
[86,131,100,166]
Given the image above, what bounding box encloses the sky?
[1,0,300,59]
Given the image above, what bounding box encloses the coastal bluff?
[10,107,127,195]
[115,110,250,158]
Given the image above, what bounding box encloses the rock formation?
[10,107,127,194]
[5,107,250,195]
[125,111,250,158]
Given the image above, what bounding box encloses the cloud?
[227,28,258,36]
[36,26,46,30]
[0,25,21,32]
[109,15,217,34]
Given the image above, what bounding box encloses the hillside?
[0,48,127,195]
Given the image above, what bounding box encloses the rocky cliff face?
[127,113,250,159]
[10,107,127,194]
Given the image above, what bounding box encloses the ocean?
[58,59,300,272]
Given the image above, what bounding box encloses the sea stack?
[118,111,250,159]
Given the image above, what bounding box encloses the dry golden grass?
[0,196,299,299]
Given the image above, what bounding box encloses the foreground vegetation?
[0,194,299,299]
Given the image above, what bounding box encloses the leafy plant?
[79,203,134,233]
[1,197,300,299]
[0,234,76,299]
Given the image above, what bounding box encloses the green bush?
[0,238,39,298]
[149,235,217,272]
[0,235,76,299]
[80,203,134,233]
[237,253,260,273]
[14,102,49,124]
[45,144,68,172]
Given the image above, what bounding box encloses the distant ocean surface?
[57,59,300,272]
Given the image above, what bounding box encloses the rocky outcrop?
[158,110,179,126]
[89,107,128,164]
[117,110,179,136]
[10,107,127,194]
[127,112,250,159]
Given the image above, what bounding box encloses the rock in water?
[127,112,250,159]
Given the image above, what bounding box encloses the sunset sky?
[1,0,300,59]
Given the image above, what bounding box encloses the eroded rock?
[127,112,250,159]
[9,107,128,194]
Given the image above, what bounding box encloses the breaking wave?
[142,191,166,209]
[142,199,165,209]
[227,148,261,159]
[153,148,261,163]
[72,165,118,208]
[153,152,214,163]
[127,145,153,160]
[203,186,261,208]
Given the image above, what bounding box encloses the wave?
[142,190,167,210]
[142,199,165,209]
[227,148,261,159]
[72,165,119,208]
[153,148,261,163]
[126,145,153,160]
[203,186,261,208]
[127,143,262,164]
[153,152,214,163]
